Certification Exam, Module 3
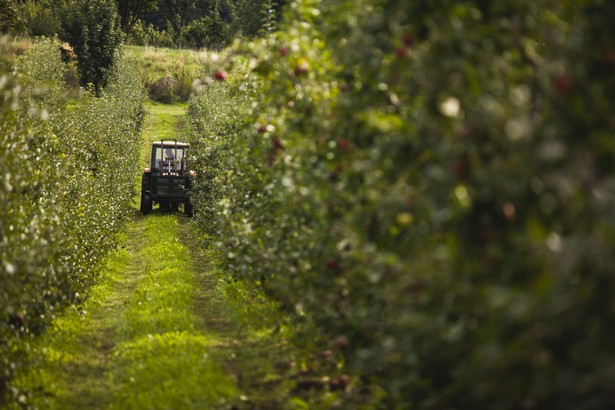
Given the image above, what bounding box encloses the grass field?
[123,45,201,81]
[123,46,203,103]
[140,102,188,164]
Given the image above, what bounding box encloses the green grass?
[9,103,235,410]
[9,215,239,410]
[135,102,187,193]
[108,214,237,409]
[144,102,188,141]
[178,223,368,410]
[8,229,137,409]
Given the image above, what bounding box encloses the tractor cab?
[151,141,189,176]
[140,140,193,216]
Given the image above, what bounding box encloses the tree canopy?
[59,0,123,92]
[117,0,157,33]
[2,0,288,50]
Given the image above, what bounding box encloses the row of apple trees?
[0,37,145,402]
[187,0,615,408]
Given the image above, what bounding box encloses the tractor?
[140,139,194,216]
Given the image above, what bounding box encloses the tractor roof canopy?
[153,141,190,147]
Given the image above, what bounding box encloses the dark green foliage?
[134,0,287,49]
[0,0,22,33]
[231,0,286,37]
[258,0,282,34]
[58,0,123,92]
[188,0,615,408]
[17,0,61,37]
[117,0,157,33]
[0,37,144,406]
[127,20,175,47]
[150,0,232,33]
[159,0,235,49]
[6,0,288,51]
[179,15,229,50]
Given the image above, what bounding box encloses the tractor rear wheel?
[141,193,152,215]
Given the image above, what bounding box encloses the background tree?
[135,0,285,48]
[147,0,200,33]
[231,0,285,37]
[117,0,158,33]
[258,0,281,34]
[58,0,123,93]
[17,0,61,37]
[0,0,23,33]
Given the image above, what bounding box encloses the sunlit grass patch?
[135,102,188,206]
[107,214,239,408]
[109,332,236,409]
[117,216,195,340]
[181,229,354,409]
[4,35,34,60]
[143,102,188,142]
[124,46,200,78]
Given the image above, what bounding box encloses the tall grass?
[3,35,34,60]
[123,45,202,103]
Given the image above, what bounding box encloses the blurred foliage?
[0,37,144,405]
[117,0,158,33]
[124,0,287,49]
[146,0,286,45]
[127,20,175,48]
[188,0,615,408]
[0,0,23,34]
[16,0,61,37]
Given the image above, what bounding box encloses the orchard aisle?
[9,103,324,410]
[8,103,311,410]
[13,102,191,409]
[9,103,237,408]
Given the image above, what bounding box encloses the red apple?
[213,70,228,81]
[273,137,283,150]
[553,74,572,96]
[334,335,349,348]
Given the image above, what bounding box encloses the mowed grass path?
[11,214,238,409]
